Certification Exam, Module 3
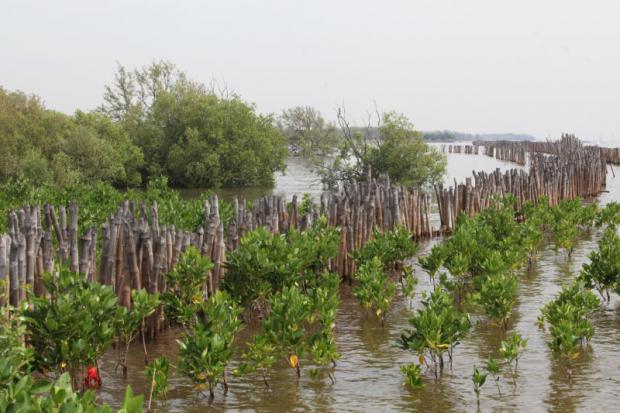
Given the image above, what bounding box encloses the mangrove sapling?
[115,289,159,376]
[161,246,213,330]
[472,366,487,405]
[400,265,418,307]
[352,226,418,271]
[353,257,397,322]
[548,199,595,259]
[419,245,445,288]
[237,335,277,388]
[0,361,144,412]
[579,225,620,303]
[499,332,527,384]
[400,363,424,389]
[146,356,170,412]
[477,271,518,330]
[22,268,117,391]
[177,291,243,398]
[540,281,600,376]
[308,272,341,383]
[399,288,470,376]
[223,220,339,309]
[238,285,312,386]
[485,355,501,395]
[594,201,620,227]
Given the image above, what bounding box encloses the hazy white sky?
[2,0,619,141]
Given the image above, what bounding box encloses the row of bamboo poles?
[436,135,608,232]
[0,175,435,328]
[442,144,479,155]
[0,135,614,332]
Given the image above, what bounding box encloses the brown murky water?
[99,146,620,412]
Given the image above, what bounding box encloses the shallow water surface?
[99,148,620,412]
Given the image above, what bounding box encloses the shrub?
[23,268,117,390]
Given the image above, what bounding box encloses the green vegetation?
[317,110,447,188]
[401,363,424,389]
[399,288,471,377]
[0,177,232,234]
[23,269,118,390]
[145,356,170,410]
[222,218,340,309]
[352,226,418,270]
[498,332,527,383]
[177,291,243,398]
[279,106,341,160]
[472,365,487,403]
[1,61,288,189]
[540,281,600,376]
[238,272,340,385]
[353,257,397,320]
[351,226,418,320]
[0,298,142,412]
[161,246,214,329]
[0,87,143,187]
[477,272,518,329]
[579,225,620,302]
[115,289,160,376]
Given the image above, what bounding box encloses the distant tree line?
[1,60,448,190]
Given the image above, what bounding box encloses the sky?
[2,0,619,142]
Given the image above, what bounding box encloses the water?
[99,145,620,412]
[189,143,522,202]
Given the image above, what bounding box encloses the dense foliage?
[222,218,340,308]
[0,87,143,187]
[23,269,118,390]
[399,288,471,376]
[101,61,287,187]
[177,291,243,398]
[1,61,289,189]
[0,301,142,412]
[0,177,232,234]
[540,281,600,373]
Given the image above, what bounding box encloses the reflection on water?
[99,145,620,412]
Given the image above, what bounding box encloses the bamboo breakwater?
[442,144,479,155]
[437,135,607,232]
[0,135,612,335]
[473,134,620,165]
[0,176,435,331]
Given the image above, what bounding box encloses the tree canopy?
[101,61,288,187]
[0,87,143,187]
[316,109,446,188]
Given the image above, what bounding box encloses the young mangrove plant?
[548,199,596,259]
[400,363,424,389]
[307,272,341,383]
[499,331,527,383]
[177,291,243,398]
[472,365,487,404]
[540,280,600,376]
[161,246,213,329]
[22,268,117,391]
[353,257,396,322]
[400,264,418,305]
[223,219,339,311]
[477,268,518,329]
[352,225,418,270]
[115,289,160,376]
[399,288,470,377]
[485,355,501,395]
[146,356,170,412]
[239,273,340,386]
[579,225,620,303]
